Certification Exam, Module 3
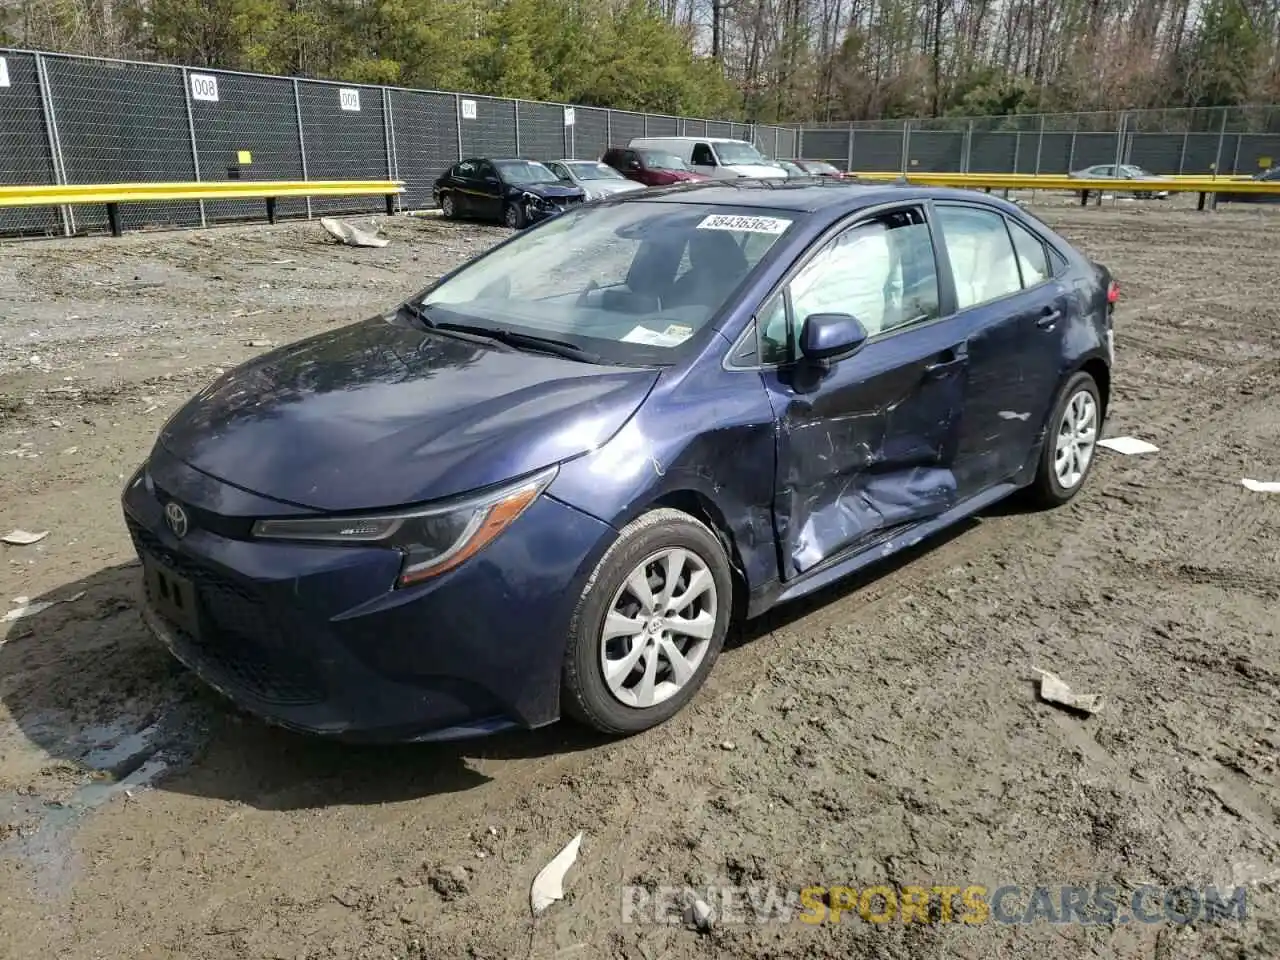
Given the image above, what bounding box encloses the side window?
[456,161,475,177]
[790,208,939,343]
[625,151,641,168]
[692,143,716,165]
[1007,218,1051,288]
[936,206,1022,310]
[477,161,496,180]
[546,162,566,179]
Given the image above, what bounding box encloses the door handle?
[924,350,966,377]
[1036,309,1062,330]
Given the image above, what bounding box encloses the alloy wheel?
[441,194,455,217]
[1054,389,1098,489]
[600,548,718,709]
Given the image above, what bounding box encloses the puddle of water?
[0,698,210,897]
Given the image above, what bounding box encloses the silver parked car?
[1068,164,1169,199]
[545,159,647,201]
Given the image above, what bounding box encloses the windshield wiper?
[403,302,605,364]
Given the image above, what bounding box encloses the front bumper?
[121,448,615,742]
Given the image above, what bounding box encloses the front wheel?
[440,192,457,219]
[503,202,525,230]
[1027,371,1102,508]
[562,509,733,735]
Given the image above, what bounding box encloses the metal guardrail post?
[1212,107,1227,179]
[34,53,73,236]
[180,68,207,228]
[293,79,311,219]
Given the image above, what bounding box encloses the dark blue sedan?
[123,181,1117,742]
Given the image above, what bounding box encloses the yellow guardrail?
[0,179,405,236]
[849,171,1280,209]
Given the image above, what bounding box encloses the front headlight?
[252,466,557,587]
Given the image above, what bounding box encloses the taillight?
[1106,280,1119,305]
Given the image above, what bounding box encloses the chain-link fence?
[792,106,1280,177]
[0,47,792,238]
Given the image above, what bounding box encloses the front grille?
[126,516,324,706]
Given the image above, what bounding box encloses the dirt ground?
[1,201,1279,960]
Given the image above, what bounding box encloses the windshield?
[637,149,690,171]
[419,202,796,364]
[495,160,559,185]
[713,141,768,165]
[568,161,625,181]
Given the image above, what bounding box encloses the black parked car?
[1217,166,1280,204]
[433,158,586,229]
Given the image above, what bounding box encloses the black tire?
[503,202,525,230]
[561,508,733,735]
[440,192,457,219]
[1027,371,1102,508]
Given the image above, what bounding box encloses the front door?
[932,203,1070,495]
[756,205,968,578]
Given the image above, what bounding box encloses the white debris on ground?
[1098,436,1160,455]
[319,217,390,248]
[529,831,584,915]
[1031,668,1103,715]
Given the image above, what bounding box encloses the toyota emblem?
[164,501,189,539]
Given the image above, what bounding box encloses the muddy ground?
[1,202,1278,960]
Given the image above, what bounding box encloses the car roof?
[609,179,1024,214]
[632,137,752,144]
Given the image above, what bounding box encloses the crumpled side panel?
[777,365,963,576]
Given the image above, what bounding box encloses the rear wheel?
[562,509,732,735]
[1028,371,1102,507]
[503,202,525,230]
[440,192,457,219]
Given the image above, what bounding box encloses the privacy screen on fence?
[2,48,1279,237]
[0,49,788,237]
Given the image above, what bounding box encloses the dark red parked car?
[602,146,710,186]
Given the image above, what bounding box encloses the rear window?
[637,150,690,172]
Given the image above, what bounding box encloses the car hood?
[516,182,584,200]
[724,164,788,179]
[590,180,645,195]
[158,316,659,511]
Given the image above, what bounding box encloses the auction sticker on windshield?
[697,214,791,234]
[621,324,694,347]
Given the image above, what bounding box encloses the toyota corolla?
[123,181,1116,742]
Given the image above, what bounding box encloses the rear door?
[476,161,505,220]
[451,159,482,215]
[932,203,1070,495]
[752,204,969,578]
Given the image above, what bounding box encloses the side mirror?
[799,313,867,368]
[627,160,641,170]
